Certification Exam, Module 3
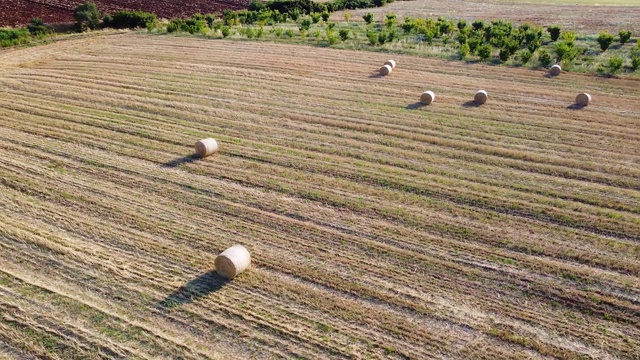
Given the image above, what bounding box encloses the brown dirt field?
[0,33,639,359]
[0,0,248,27]
[333,0,640,34]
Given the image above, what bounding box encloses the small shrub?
[0,28,31,47]
[561,31,576,45]
[520,49,532,64]
[456,32,467,45]
[366,30,377,45]
[457,20,467,31]
[339,29,349,40]
[619,30,632,45]
[472,20,484,31]
[327,30,339,44]
[110,10,157,29]
[597,31,615,51]
[459,43,470,59]
[344,12,351,22]
[378,31,387,45]
[274,27,283,37]
[327,22,336,30]
[468,36,482,53]
[538,49,552,67]
[527,39,541,53]
[311,13,321,23]
[362,12,374,25]
[555,41,578,62]
[631,55,640,71]
[499,47,511,62]
[74,2,101,31]
[289,9,300,21]
[27,18,54,36]
[477,44,492,60]
[384,13,396,28]
[222,27,231,37]
[547,25,561,41]
[608,56,623,73]
[299,18,311,31]
[285,29,295,38]
[373,0,387,6]
[321,11,330,22]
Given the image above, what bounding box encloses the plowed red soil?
[0,0,249,27]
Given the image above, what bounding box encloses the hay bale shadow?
[406,102,426,110]
[368,73,385,79]
[160,271,229,308]
[543,73,555,78]
[163,154,199,167]
[567,104,586,110]
[461,100,480,108]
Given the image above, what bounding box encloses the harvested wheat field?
[0,33,639,359]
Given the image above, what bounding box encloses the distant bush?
[0,28,31,47]
[299,18,311,31]
[547,25,561,41]
[520,49,532,64]
[167,17,207,34]
[457,20,467,31]
[74,2,101,31]
[221,27,231,37]
[362,12,374,25]
[554,41,578,63]
[631,55,640,71]
[472,20,485,31]
[619,30,632,45]
[366,30,377,45]
[311,12,321,23]
[477,44,492,60]
[560,31,576,45]
[499,47,511,62]
[26,18,54,36]
[373,0,386,6]
[109,10,157,29]
[248,0,267,11]
[538,49,552,67]
[467,36,482,53]
[384,13,396,28]
[459,43,470,59]
[608,56,623,73]
[321,11,330,22]
[597,31,615,51]
[285,29,295,38]
[339,29,349,41]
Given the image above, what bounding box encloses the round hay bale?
[575,93,591,106]
[474,90,488,105]
[420,91,435,105]
[215,244,251,279]
[195,138,219,158]
[384,59,396,69]
[549,64,561,76]
[380,64,392,76]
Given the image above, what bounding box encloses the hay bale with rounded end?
[549,64,561,76]
[384,59,396,69]
[215,244,251,279]
[380,64,392,76]
[195,138,219,158]
[474,90,488,105]
[420,91,435,105]
[575,93,591,106]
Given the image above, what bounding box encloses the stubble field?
[0,33,639,359]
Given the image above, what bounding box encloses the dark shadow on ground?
[368,73,385,79]
[406,102,426,110]
[163,154,199,167]
[567,104,586,110]
[461,100,480,108]
[159,271,229,308]
[543,73,556,78]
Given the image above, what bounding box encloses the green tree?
[311,13,321,24]
[538,49,552,67]
[321,11,330,22]
[547,25,561,41]
[597,31,615,51]
[477,44,492,60]
[459,43,470,59]
[363,13,374,25]
[608,56,623,74]
[520,50,532,64]
[339,29,349,41]
[74,2,101,31]
[631,55,640,71]
[618,30,632,45]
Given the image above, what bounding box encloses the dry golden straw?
[380,65,392,76]
[420,91,435,105]
[195,138,219,158]
[215,244,251,279]
[474,90,488,105]
[575,93,591,106]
